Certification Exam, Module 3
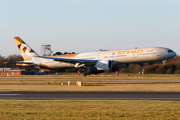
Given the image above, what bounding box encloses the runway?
[0,92,180,100]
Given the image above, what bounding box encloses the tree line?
[0,54,180,74]
[118,55,180,74]
[53,52,76,55]
[0,54,23,68]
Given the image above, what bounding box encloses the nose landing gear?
[162,60,167,68]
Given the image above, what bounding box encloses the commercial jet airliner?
[13,37,176,76]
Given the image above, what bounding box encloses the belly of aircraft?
[48,62,75,69]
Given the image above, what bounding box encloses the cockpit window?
[168,50,173,52]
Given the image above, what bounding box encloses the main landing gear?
[83,72,91,76]
[83,66,100,76]
[83,66,93,76]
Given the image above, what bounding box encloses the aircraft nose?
[167,49,176,58]
[173,52,177,57]
[170,51,177,58]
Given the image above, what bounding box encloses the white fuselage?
[30,47,176,70]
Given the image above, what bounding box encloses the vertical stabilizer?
[14,37,39,61]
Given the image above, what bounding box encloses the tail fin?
[14,37,39,61]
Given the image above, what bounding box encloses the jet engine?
[95,60,112,70]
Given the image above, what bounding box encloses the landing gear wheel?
[162,60,167,68]
[83,72,92,76]
[163,65,166,68]
[84,66,93,76]
[83,73,87,76]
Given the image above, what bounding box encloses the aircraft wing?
[42,56,97,65]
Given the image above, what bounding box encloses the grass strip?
[0,80,180,92]
[1,74,180,80]
[0,100,180,120]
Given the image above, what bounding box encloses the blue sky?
[0,0,180,56]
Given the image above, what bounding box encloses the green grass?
[0,100,180,120]
[1,74,180,80]
[0,80,180,92]
[0,75,180,119]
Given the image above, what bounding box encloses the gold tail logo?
[14,37,39,61]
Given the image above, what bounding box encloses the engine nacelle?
[95,60,112,70]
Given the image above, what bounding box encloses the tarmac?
[0,92,180,100]
[0,78,180,100]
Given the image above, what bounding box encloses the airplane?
[13,37,176,76]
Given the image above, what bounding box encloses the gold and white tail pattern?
[14,37,39,61]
